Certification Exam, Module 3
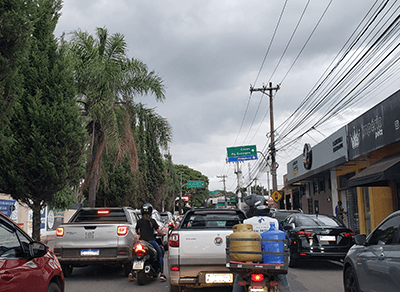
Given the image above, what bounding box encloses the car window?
[296,216,342,227]
[0,222,26,259]
[368,215,400,245]
[73,209,128,222]
[181,213,244,229]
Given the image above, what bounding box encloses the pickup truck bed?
[168,208,246,292]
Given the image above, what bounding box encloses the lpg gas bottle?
[229,224,262,262]
[261,222,285,264]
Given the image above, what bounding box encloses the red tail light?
[169,233,179,247]
[134,243,146,257]
[171,266,179,271]
[343,232,355,237]
[168,221,173,226]
[117,226,128,236]
[97,210,110,215]
[251,274,264,282]
[297,231,312,237]
[56,227,64,237]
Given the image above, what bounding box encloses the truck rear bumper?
[169,265,234,287]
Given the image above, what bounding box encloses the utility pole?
[217,175,228,208]
[234,162,242,209]
[250,82,280,193]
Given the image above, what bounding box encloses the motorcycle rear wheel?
[137,270,147,285]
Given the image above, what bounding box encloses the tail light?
[171,266,179,271]
[97,210,110,215]
[297,231,312,237]
[56,227,64,237]
[168,221,173,227]
[169,233,179,247]
[342,232,355,237]
[251,274,264,282]
[134,243,146,257]
[117,226,128,236]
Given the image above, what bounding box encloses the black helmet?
[141,203,153,216]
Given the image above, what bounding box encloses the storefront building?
[285,89,400,235]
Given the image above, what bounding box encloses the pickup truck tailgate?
[57,223,126,248]
[179,230,232,265]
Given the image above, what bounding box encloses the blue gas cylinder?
[261,222,285,264]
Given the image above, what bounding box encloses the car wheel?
[47,282,61,292]
[169,283,183,292]
[288,250,299,268]
[61,264,73,277]
[123,261,132,277]
[137,270,147,285]
[344,266,360,292]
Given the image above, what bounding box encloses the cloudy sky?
[54,0,400,193]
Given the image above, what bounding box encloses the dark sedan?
[282,213,354,267]
[343,210,400,292]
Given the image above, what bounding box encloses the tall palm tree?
[68,27,165,207]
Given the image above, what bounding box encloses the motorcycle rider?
[130,203,167,282]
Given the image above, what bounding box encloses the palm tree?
[68,27,165,207]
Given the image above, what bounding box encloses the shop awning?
[348,152,400,187]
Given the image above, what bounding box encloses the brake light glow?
[342,232,355,237]
[171,266,179,271]
[134,243,146,256]
[169,233,179,247]
[97,210,110,215]
[251,274,264,282]
[56,227,64,237]
[297,231,312,237]
[168,221,173,226]
[117,226,128,236]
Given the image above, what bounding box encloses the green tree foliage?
[0,0,33,135]
[174,165,209,210]
[0,0,86,240]
[67,28,166,207]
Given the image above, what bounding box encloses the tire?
[123,261,132,277]
[137,270,147,285]
[344,266,360,292]
[288,250,299,268]
[61,264,73,277]
[169,283,182,292]
[47,282,61,292]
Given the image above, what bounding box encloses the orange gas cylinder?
[228,224,262,262]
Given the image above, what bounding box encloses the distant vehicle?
[269,209,303,224]
[282,213,354,267]
[160,211,173,226]
[54,207,139,277]
[0,211,65,292]
[343,210,400,292]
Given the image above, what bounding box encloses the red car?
[0,212,64,292]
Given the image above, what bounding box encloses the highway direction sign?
[187,181,204,188]
[227,145,258,162]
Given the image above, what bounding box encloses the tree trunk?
[32,203,42,241]
[88,121,103,208]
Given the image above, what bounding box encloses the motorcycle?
[235,271,282,292]
[131,239,164,285]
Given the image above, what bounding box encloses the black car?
[343,210,400,292]
[269,209,303,224]
[282,213,354,267]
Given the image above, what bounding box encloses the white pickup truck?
[168,208,246,292]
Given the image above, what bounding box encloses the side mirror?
[354,234,366,245]
[29,242,48,258]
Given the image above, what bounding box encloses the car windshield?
[297,215,342,227]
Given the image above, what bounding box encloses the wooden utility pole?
[234,162,242,209]
[250,82,280,192]
[217,175,228,207]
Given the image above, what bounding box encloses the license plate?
[133,260,144,270]
[320,235,335,241]
[80,249,99,256]
[205,273,233,284]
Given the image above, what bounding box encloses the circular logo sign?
[214,237,223,246]
[303,143,312,170]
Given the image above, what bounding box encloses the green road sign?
[209,190,220,195]
[227,145,257,162]
[187,181,204,188]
